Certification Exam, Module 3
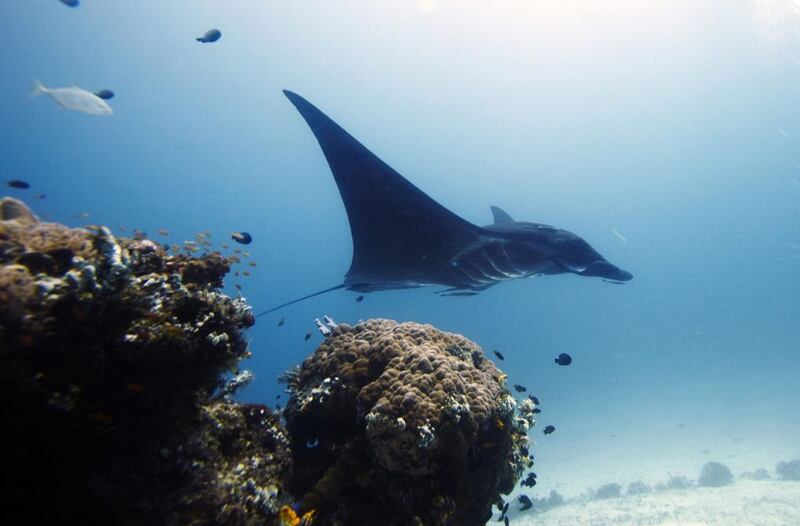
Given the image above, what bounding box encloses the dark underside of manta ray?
[258,91,632,316]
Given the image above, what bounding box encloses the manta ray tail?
[255,284,346,318]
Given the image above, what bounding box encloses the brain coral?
[283,319,533,526]
[0,198,291,526]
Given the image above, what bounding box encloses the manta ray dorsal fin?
[283,90,484,287]
[490,205,515,224]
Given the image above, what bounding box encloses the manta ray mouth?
[579,260,633,282]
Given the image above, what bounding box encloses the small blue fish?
[196,29,222,43]
[94,89,115,100]
[521,472,537,488]
[7,180,30,189]
[554,353,572,366]
[231,231,252,244]
[306,437,319,448]
[59,0,79,7]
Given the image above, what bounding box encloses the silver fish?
[30,80,112,116]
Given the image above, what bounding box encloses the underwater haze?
[2,0,800,523]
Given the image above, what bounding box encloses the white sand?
[511,480,800,526]
[500,412,800,525]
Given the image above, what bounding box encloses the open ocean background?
[2,0,799,513]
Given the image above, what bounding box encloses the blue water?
[3,0,799,512]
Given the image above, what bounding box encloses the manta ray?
[257,91,632,316]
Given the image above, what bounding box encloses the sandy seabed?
[510,480,800,526]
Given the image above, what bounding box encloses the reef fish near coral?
[29,80,112,116]
[521,472,537,488]
[257,91,632,315]
[231,231,252,244]
[6,180,30,189]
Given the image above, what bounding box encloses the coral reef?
[525,489,565,513]
[777,459,800,481]
[698,461,734,487]
[740,468,771,481]
[2,198,534,525]
[593,482,622,499]
[664,475,692,490]
[0,198,289,525]
[281,319,533,525]
[626,480,652,495]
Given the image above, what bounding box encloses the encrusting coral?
[282,319,534,526]
[0,198,290,525]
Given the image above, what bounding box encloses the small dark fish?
[94,89,114,100]
[513,384,527,393]
[35,193,46,199]
[497,501,509,521]
[356,295,364,302]
[231,231,252,244]
[554,352,572,366]
[518,495,532,511]
[276,394,281,399]
[532,408,541,414]
[59,0,79,7]
[277,318,285,327]
[504,516,509,526]
[196,29,222,43]
[234,284,242,290]
[493,350,505,361]
[543,425,556,435]
[441,291,478,297]
[521,472,537,488]
[7,179,30,189]
[527,394,540,405]
[304,332,312,341]
[306,437,319,448]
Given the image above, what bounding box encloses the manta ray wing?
[284,90,489,291]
